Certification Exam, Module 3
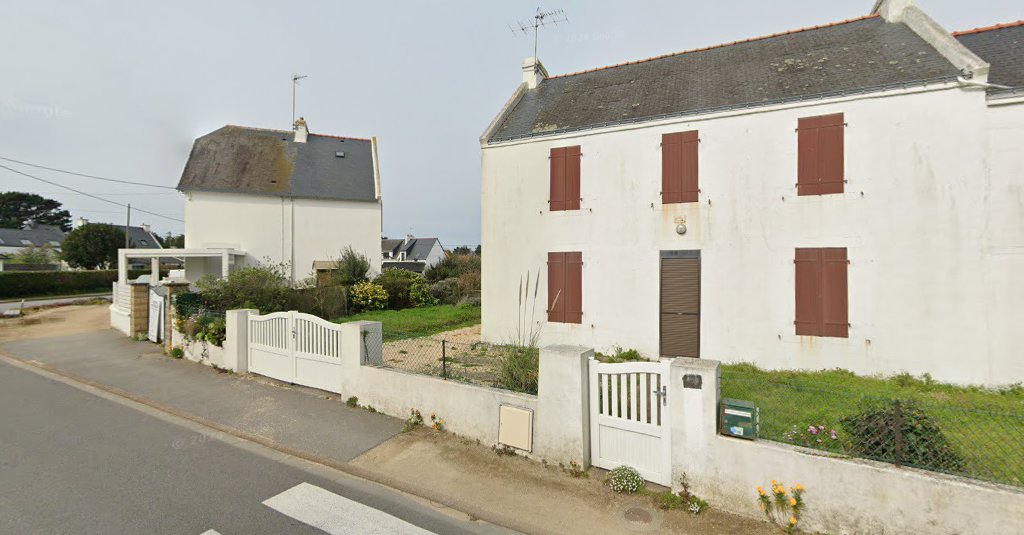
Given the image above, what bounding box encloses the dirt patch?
[352,429,776,535]
[0,304,111,342]
[380,324,519,387]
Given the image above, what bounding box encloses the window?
[795,248,848,338]
[547,252,582,324]
[797,113,845,196]
[662,131,699,203]
[549,146,581,211]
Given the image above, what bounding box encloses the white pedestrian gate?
[248,311,345,393]
[589,359,673,486]
[147,289,165,343]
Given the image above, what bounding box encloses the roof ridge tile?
[953,20,1024,37]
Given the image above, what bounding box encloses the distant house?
[381,236,445,273]
[72,217,164,270]
[0,222,65,271]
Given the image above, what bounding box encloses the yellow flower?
[794,483,805,492]
[771,480,778,486]
[789,497,797,507]
[789,516,797,525]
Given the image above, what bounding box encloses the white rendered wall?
[481,86,1024,385]
[183,191,382,283]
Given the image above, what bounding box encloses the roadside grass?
[337,304,481,341]
[721,363,1024,487]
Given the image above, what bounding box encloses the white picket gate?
[589,359,673,486]
[248,311,346,392]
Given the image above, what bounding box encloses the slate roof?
[955,21,1024,89]
[488,15,963,143]
[0,225,65,248]
[381,237,441,262]
[177,126,376,202]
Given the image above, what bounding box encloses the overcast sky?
[1,1,1019,246]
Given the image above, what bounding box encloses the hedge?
[0,269,157,299]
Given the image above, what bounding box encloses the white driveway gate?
[248,311,345,393]
[589,359,673,486]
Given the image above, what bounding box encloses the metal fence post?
[442,339,447,380]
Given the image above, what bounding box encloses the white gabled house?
[116,118,383,286]
[479,0,1024,385]
[381,236,447,273]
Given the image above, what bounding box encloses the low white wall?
[109,305,130,336]
[670,358,1024,535]
[171,327,227,369]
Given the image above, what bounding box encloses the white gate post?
[535,345,593,467]
[225,309,257,373]
[668,357,721,492]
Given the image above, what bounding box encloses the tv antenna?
[291,74,308,125]
[509,8,569,63]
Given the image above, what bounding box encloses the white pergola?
[117,248,246,284]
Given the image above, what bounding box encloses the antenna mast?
[291,74,308,125]
[509,7,569,65]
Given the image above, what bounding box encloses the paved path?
[2,330,401,463]
[0,355,512,534]
[0,293,110,312]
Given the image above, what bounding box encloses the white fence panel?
[247,311,346,392]
[113,282,131,312]
[589,359,673,486]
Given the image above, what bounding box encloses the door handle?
[653,385,668,406]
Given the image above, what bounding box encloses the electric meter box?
[720,398,759,440]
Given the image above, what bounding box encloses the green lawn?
[721,364,1024,487]
[337,304,481,341]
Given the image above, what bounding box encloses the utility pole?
[125,203,131,249]
[292,74,308,125]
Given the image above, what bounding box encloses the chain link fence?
[721,374,1024,488]
[360,329,539,395]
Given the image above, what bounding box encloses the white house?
[480,0,1024,385]
[381,236,446,273]
[173,118,382,284]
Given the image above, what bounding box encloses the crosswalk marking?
[263,482,435,535]
[199,530,221,535]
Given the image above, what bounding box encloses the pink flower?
[830,430,838,439]
[808,426,818,435]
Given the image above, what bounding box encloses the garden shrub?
[498,346,539,394]
[595,346,645,363]
[429,278,461,305]
[350,281,387,312]
[606,466,645,493]
[409,277,439,307]
[375,268,424,309]
[289,282,347,319]
[457,271,481,296]
[330,246,371,286]
[840,399,965,472]
[424,254,480,283]
[195,263,290,313]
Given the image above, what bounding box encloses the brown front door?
[660,251,700,358]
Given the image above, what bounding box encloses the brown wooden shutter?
[797,113,844,196]
[565,146,581,210]
[662,131,698,204]
[821,248,849,338]
[547,252,565,322]
[549,147,566,211]
[794,248,822,336]
[564,252,583,324]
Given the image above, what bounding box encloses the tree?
[452,245,472,255]
[61,223,126,269]
[329,246,371,286]
[474,244,481,255]
[158,233,185,248]
[0,192,72,231]
[12,244,55,265]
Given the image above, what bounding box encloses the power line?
[0,155,177,190]
[0,163,184,223]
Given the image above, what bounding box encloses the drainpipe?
[957,75,1012,90]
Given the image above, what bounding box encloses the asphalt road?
[0,359,514,535]
[0,293,110,313]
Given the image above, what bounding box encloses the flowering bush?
[783,423,844,451]
[757,480,805,534]
[607,465,645,493]
[410,277,439,307]
[430,412,446,431]
[350,281,388,312]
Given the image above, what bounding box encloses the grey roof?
[382,237,440,262]
[177,125,376,202]
[124,225,161,249]
[488,16,962,143]
[956,23,1024,89]
[0,225,65,248]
